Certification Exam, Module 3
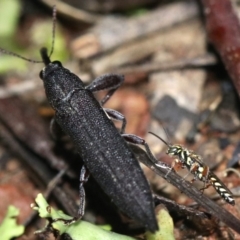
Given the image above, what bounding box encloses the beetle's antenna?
[0,5,57,64]
[0,48,42,63]
[40,47,51,65]
[48,5,57,59]
[40,5,57,65]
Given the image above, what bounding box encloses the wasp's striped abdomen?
[209,173,235,205]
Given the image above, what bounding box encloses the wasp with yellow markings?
[149,132,235,206]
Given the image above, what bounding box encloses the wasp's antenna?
[162,126,172,145]
[149,131,171,147]
[48,5,57,59]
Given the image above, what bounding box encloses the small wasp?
[149,132,235,206]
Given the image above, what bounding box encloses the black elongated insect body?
[0,7,158,231]
[39,50,158,232]
[150,132,235,205]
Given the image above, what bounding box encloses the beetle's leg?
[50,117,62,140]
[86,74,124,106]
[77,165,90,218]
[104,108,126,133]
[122,134,158,164]
[53,166,89,225]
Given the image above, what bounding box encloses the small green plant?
[145,205,175,240]
[0,205,24,240]
[32,193,136,240]
[32,194,174,240]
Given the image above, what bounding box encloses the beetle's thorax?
[40,61,85,108]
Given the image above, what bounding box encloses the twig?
[116,53,217,75]
[153,194,209,219]
[40,0,102,23]
[71,0,199,58]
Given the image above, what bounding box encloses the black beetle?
[39,47,158,232]
[0,6,158,231]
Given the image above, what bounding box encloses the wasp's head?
[166,145,183,157]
